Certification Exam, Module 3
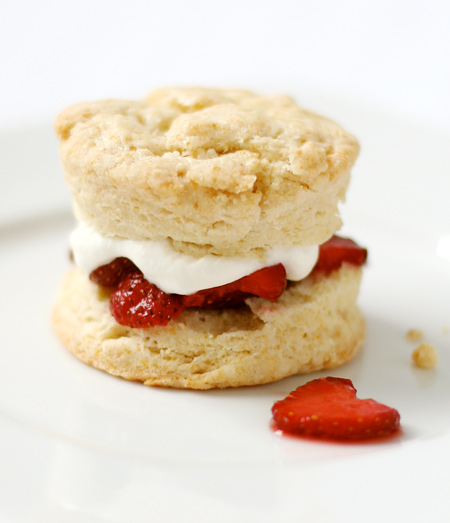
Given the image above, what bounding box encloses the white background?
[1,0,449,132]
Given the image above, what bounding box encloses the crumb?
[411,343,438,369]
[406,329,424,343]
[442,325,449,334]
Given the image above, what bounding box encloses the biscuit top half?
[55,87,359,257]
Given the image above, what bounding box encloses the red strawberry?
[238,263,287,300]
[272,377,400,440]
[183,288,250,308]
[313,236,367,274]
[183,264,287,308]
[90,257,138,288]
[110,270,185,327]
[91,236,367,326]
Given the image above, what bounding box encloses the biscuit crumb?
[442,325,449,334]
[411,343,438,369]
[406,329,424,343]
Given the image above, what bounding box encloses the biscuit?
[53,87,365,389]
[55,87,359,257]
[52,265,365,389]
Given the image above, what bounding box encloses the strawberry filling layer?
[89,236,367,328]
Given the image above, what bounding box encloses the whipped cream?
[70,223,319,295]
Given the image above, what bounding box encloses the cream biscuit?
[53,87,365,389]
[52,265,365,389]
[55,87,359,257]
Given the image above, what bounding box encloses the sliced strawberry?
[183,264,287,308]
[182,288,251,308]
[90,235,366,326]
[238,263,287,300]
[90,257,138,288]
[272,377,400,440]
[313,236,367,274]
[110,270,185,327]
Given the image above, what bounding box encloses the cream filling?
[70,222,319,295]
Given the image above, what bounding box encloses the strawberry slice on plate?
[272,377,400,440]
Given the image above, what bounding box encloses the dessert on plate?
[52,87,367,389]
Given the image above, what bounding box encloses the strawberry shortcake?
[52,87,366,389]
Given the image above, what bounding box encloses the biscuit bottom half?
[51,265,365,389]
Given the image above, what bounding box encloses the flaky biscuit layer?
[55,87,359,257]
[52,265,365,389]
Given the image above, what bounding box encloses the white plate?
[1,96,450,522]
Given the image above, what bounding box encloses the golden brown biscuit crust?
[55,88,359,257]
[52,265,365,389]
